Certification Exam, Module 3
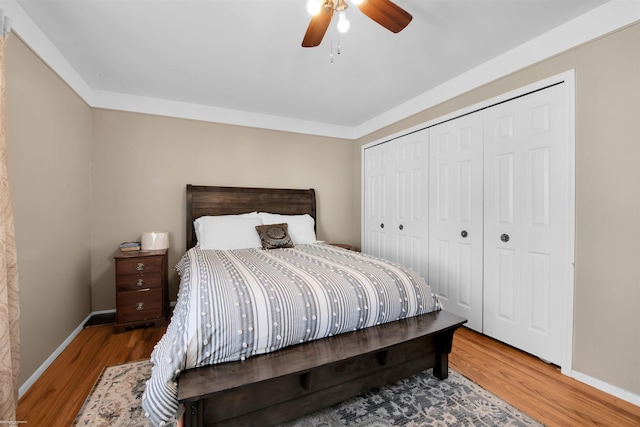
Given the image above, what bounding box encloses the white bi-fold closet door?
[364,78,573,368]
[429,82,571,366]
[482,84,571,366]
[363,129,429,278]
[428,111,484,332]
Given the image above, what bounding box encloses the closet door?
[483,83,570,365]
[392,131,429,277]
[363,130,429,278]
[428,112,484,331]
[363,142,393,260]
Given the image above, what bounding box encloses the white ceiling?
[8,0,632,138]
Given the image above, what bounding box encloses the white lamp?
[141,231,169,250]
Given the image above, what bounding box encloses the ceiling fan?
[302,0,413,48]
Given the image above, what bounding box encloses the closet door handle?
[500,233,510,243]
[461,230,468,238]
[399,224,404,230]
[380,223,384,229]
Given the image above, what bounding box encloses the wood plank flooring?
[17,324,166,426]
[17,324,640,426]
[449,327,640,426]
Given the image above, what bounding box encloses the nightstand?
[114,248,168,333]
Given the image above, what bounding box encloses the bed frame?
[178,184,467,427]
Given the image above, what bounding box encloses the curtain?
[0,9,18,422]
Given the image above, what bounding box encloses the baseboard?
[18,303,177,398]
[572,370,640,407]
[18,309,114,398]
[83,311,116,327]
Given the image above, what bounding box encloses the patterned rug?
[74,359,543,426]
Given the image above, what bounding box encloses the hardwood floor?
[17,324,640,426]
[449,327,640,427]
[17,324,166,426]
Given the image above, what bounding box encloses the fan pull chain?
[328,36,343,63]
[329,40,334,63]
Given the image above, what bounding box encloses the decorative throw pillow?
[258,212,317,244]
[255,223,294,249]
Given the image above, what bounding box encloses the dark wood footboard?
[179,310,466,427]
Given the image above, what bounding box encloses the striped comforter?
[142,243,441,426]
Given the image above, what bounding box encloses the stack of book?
[119,241,141,252]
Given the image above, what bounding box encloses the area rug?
[74,359,543,426]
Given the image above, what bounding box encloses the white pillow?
[194,214,263,250]
[258,212,317,244]
[194,212,259,244]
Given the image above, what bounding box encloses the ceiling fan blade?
[302,7,334,47]
[358,0,413,33]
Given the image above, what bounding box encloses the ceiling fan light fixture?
[302,0,411,48]
[337,11,350,33]
[351,0,364,5]
[307,0,321,16]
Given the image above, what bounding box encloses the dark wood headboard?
[186,185,317,250]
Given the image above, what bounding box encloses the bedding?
[142,243,441,426]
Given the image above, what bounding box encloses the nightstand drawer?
[116,256,163,275]
[116,288,163,323]
[116,274,163,292]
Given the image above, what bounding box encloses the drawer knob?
[136,279,145,287]
[135,263,145,271]
[135,302,145,311]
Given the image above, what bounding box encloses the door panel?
[496,247,516,322]
[363,130,429,278]
[483,83,570,365]
[428,112,484,331]
[393,131,429,277]
[363,143,392,259]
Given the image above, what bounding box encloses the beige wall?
[90,110,354,310]
[6,35,92,386]
[354,23,640,396]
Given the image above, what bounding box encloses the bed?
[142,185,467,427]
